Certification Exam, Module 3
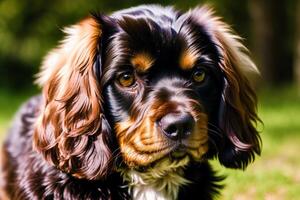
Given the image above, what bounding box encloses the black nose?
[158,112,195,140]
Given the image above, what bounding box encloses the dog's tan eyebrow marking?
[131,52,154,72]
[179,48,199,70]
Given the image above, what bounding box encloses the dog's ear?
[190,6,261,169]
[33,15,115,180]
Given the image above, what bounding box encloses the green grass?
[0,86,299,199]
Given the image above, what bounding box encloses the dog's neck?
[121,157,190,200]
[127,169,188,200]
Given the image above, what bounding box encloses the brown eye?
[118,72,135,87]
[192,69,206,83]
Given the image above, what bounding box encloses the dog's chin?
[132,154,191,174]
[170,146,190,160]
[132,145,203,172]
[119,132,208,170]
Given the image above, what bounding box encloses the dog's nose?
[158,112,195,140]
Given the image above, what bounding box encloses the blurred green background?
[0,0,300,199]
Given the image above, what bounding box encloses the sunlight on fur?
[120,156,191,200]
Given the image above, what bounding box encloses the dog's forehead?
[130,52,154,72]
[107,5,219,73]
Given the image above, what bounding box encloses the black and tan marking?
[131,52,155,73]
[102,7,224,169]
[179,49,199,70]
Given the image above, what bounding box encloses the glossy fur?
[0,5,261,200]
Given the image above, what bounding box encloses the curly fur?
[0,4,261,200]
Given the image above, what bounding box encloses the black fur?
[1,5,261,200]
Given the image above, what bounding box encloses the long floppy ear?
[33,15,113,180]
[190,6,261,169]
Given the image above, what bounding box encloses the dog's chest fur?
[126,170,188,200]
[121,158,190,200]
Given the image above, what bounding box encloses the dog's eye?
[192,69,206,83]
[118,72,135,87]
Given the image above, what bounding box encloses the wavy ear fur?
[190,6,261,169]
[33,16,112,180]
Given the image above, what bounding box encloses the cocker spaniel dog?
[0,4,261,200]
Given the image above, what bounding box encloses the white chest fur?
[121,157,191,200]
[129,171,186,200]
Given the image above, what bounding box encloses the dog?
[0,4,261,200]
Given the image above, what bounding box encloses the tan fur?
[184,113,209,160]
[115,117,169,167]
[131,52,154,72]
[33,17,109,180]
[179,48,199,70]
[36,17,102,86]
[115,99,209,167]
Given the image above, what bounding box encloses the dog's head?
[34,5,261,180]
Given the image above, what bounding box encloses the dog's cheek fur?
[33,17,113,180]
[190,6,261,169]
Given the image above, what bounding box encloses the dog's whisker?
[208,122,223,131]
[207,128,223,137]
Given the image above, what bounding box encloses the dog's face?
[101,8,224,167]
[33,5,261,180]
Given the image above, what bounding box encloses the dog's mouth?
[122,137,207,170]
[171,144,187,158]
[130,143,202,173]
[116,128,208,169]
[168,142,207,162]
[115,109,208,168]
